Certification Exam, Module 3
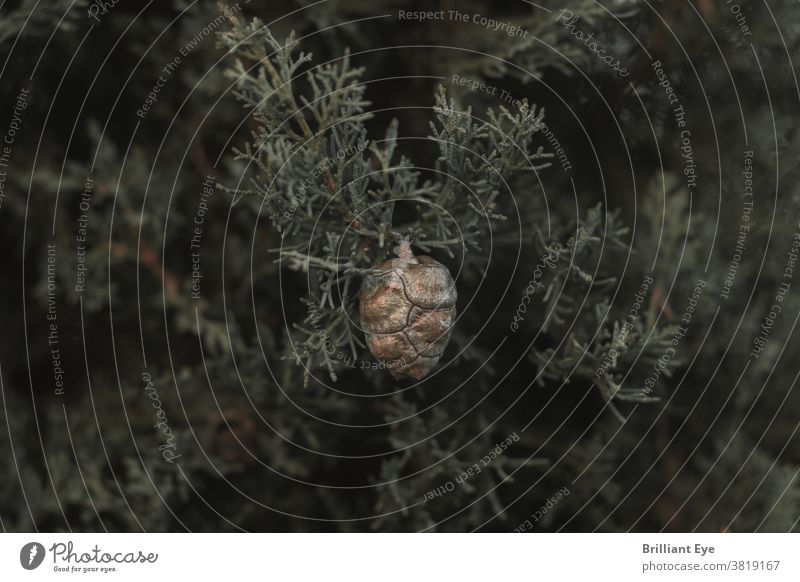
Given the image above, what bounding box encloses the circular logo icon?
[20,542,46,570]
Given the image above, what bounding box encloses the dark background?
[0,0,798,532]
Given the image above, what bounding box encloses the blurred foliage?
[0,0,798,532]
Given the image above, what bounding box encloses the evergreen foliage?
[0,0,798,533]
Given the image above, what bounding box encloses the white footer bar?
[1,533,797,581]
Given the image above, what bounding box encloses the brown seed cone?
[359,241,456,380]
